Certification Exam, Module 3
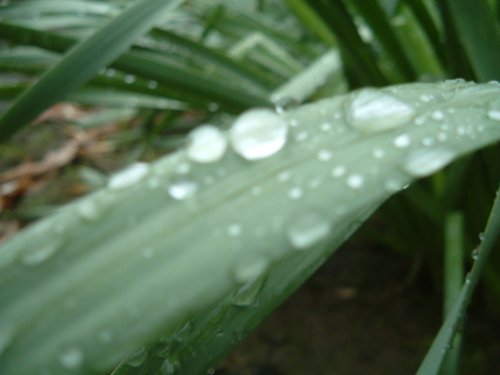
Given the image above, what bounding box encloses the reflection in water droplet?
[288,187,303,200]
[59,346,84,369]
[403,148,455,177]
[230,109,288,160]
[346,89,415,132]
[21,239,63,266]
[168,180,198,200]
[317,149,333,161]
[186,125,228,163]
[288,211,330,250]
[431,110,445,121]
[108,162,149,189]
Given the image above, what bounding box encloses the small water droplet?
[346,174,364,189]
[320,122,332,132]
[229,109,288,160]
[273,96,299,114]
[127,346,147,367]
[59,346,84,369]
[431,110,445,121]
[479,232,485,241]
[147,80,158,89]
[287,211,331,250]
[277,170,291,182]
[488,109,500,121]
[108,162,149,189]
[295,131,308,142]
[393,134,411,148]
[77,198,102,222]
[168,180,198,200]
[471,248,480,261]
[227,224,242,237]
[160,358,178,375]
[175,162,190,175]
[403,148,455,177]
[186,125,228,163]
[317,149,333,161]
[331,166,346,178]
[288,186,303,200]
[21,239,63,266]
[346,89,415,132]
[124,74,136,84]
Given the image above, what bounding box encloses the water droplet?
[403,148,455,177]
[287,211,330,250]
[471,248,480,261]
[273,96,299,114]
[393,134,411,148]
[288,186,303,200]
[346,174,364,189]
[168,180,198,200]
[346,89,415,132]
[479,232,485,241]
[422,137,435,146]
[317,149,333,161]
[175,162,190,175]
[227,224,242,237]
[488,109,500,121]
[108,162,149,189]
[21,239,63,266]
[232,256,268,284]
[59,346,84,369]
[277,170,291,182]
[229,109,288,160]
[431,110,445,121]
[320,122,332,132]
[127,346,147,367]
[384,179,406,192]
[331,166,346,178]
[186,125,228,163]
[124,74,136,84]
[295,131,308,142]
[160,358,178,375]
[147,80,158,89]
[77,198,102,222]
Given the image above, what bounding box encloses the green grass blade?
[445,0,500,81]
[349,0,417,81]
[0,0,183,142]
[442,212,464,375]
[0,81,498,375]
[417,184,500,375]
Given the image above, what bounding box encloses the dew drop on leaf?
[346,89,415,132]
[21,238,63,266]
[59,346,84,369]
[108,162,149,189]
[168,180,198,200]
[403,148,455,177]
[287,211,331,250]
[346,174,365,189]
[393,134,411,148]
[232,256,268,284]
[127,346,148,367]
[229,109,288,160]
[186,125,228,163]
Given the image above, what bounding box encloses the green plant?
[0,1,499,374]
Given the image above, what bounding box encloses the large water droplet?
[127,346,148,367]
[21,238,63,266]
[186,125,228,163]
[229,109,288,160]
[287,211,331,250]
[168,180,198,200]
[346,89,415,132]
[403,148,455,177]
[59,346,84,369]
[108,162,149,189]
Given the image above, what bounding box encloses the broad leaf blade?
[0,82,498,375]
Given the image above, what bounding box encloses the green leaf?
[445,0,500,81]
[0,0,183,142]
[0,81,499,375]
